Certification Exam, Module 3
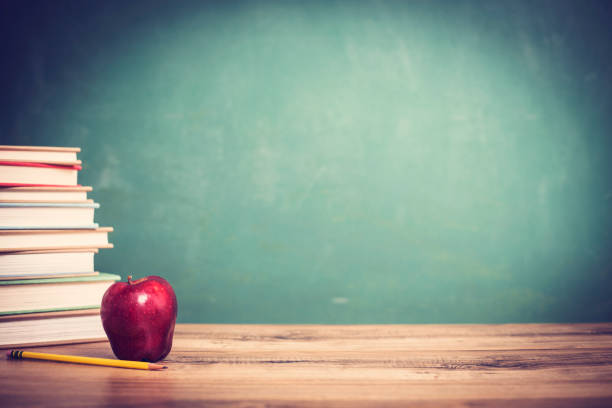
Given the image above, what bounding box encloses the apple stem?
[127,275,132,285]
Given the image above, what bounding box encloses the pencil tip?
[148,363,168,370]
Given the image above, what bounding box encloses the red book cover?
[0,183,82,187]
[0,161,82,171]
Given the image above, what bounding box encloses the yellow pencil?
[6,350,167,370]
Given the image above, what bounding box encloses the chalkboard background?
[2,0,611,323]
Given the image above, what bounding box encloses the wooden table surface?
[2,323,612,407]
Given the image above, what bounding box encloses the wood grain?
[1,323,611,407]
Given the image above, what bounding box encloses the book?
[0,202,99,229]
[0,186,91,202]
[0,145,80,165]
[0,249,97,280]
[0,272,121,315]
[0,144,117,348]
[0,227,113,252]
[0,309,106,348]
[0,162,81,186]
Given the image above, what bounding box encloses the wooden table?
[2,323,612,407]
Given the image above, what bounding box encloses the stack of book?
[0,145,119,347]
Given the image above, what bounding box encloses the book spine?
[0,183,82,187]
[0,161,82,170]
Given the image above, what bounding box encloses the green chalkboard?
[1,0,611,323]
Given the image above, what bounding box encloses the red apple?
[101,275,177,362]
